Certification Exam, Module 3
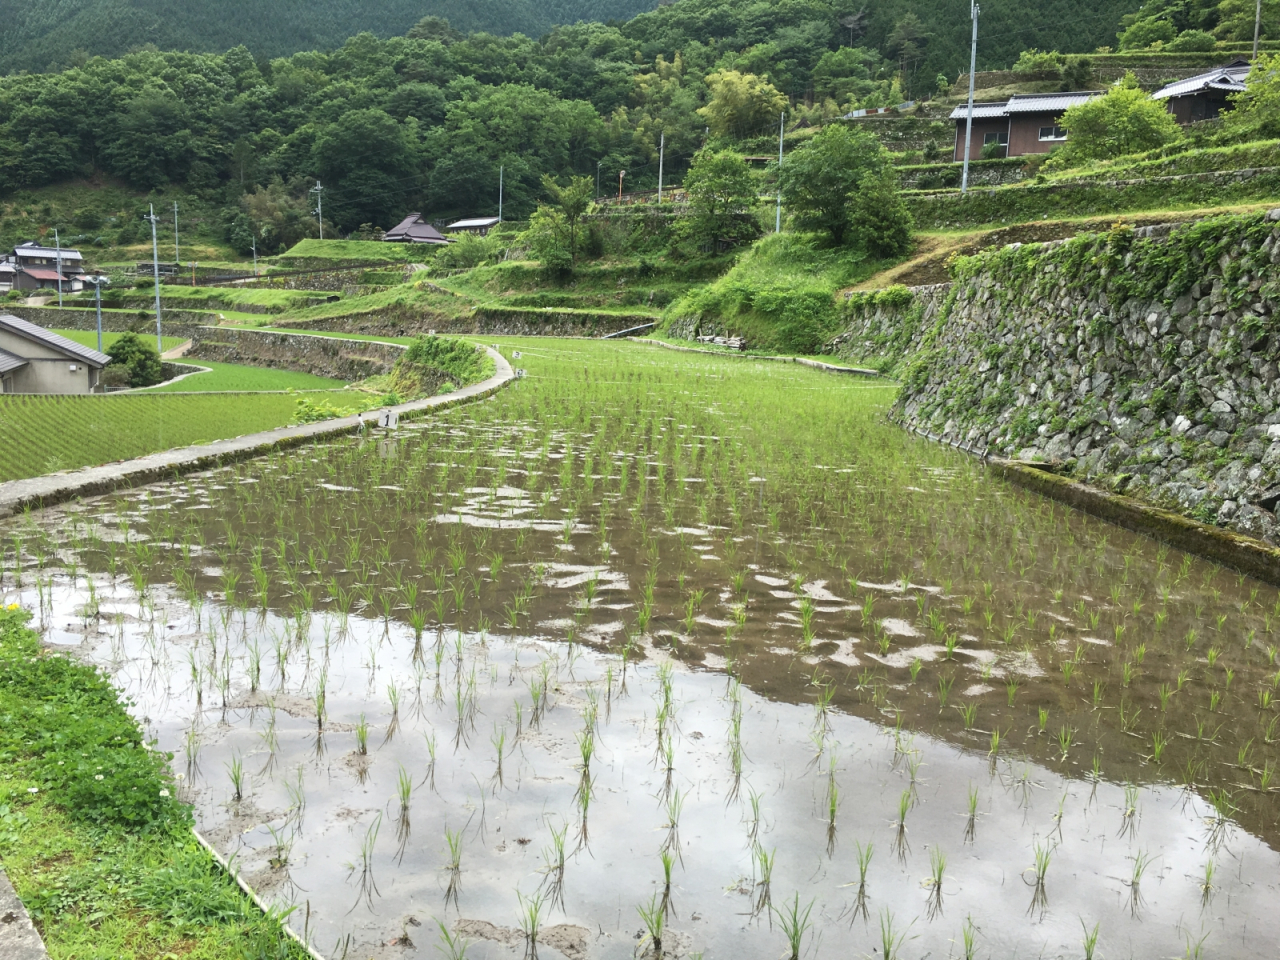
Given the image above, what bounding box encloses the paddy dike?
[832,208,1280,552]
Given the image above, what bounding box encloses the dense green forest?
[0,0,1141,253]
[0,0,657,73]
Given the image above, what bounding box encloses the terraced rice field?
[3,339,1278,959]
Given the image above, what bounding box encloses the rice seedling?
[964,784,978,843]
[937,674,953,709]
[1081,919,1101,960]
[517,890,546,958]
[878,909,912,960]
[752,845,775,916]
[444,826,463,909]
[1125,848,1156,916]
[773,893,815,960]
[636,893,665,957]
[227,754,245,802]
[1026,839,1052,918]
[925,846,947,919]
[435,919,471,960]
[1057,725,1074,761]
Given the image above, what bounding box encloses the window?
[983,132,1009,145]
[1039,125,1068,141]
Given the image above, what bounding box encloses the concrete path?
[0,867,47,960]
[0,347,514,520]
[160,339,193,359]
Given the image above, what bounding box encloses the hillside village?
[4,1,1280,959]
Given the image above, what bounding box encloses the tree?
[679,150,759,246]
[887,13,930,97]
[846,172,913,259]
[105,332,163,388]
[1118,17,1177,49]
[776,123,904,249]
[698,71,788,139]
[540,174,595,263]
[1050,73,1182,166]
[811,47,880,103]
[1222,53,1280,141]
[407,16,462,44]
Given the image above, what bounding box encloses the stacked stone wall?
[828,209,1280,544]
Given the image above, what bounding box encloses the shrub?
[1167,29,1217,51]
[1118,17,1176,50]
[1221,53,1280,142]
[1013,49,1063,72]
[1047,73,1182,168]
[105,330,164,387]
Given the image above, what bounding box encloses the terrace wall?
[187,327,403,381]
[830,209,1280,545]
[5,306,207,340]
[286,306,650,338]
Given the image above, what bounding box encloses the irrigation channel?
[3,339,1278,960]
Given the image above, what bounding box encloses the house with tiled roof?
[0,314,110,394]
[1152,60,1251,125]
[1,241,88,293]
[950,91,1104,162]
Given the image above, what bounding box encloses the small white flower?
[27,787,38,794]
[94,774,104,781]
[175,773,185,781]
[159,789,170,798]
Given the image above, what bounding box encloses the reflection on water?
[3,344,1278,958]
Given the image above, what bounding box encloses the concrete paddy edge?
[0,347,514,521]
[991,460,1280,587]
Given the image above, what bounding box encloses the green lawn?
[150,360,347,393]
[0,393,303,482]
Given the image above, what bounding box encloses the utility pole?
[146,204,163,352]
[657,132,665,204]
[618,170,626,202]
[597,160,602,199]
[1255,0,1263,60]
[961,1,981,194]
[311,180,324,239]
[251,236,258,277]
[86,275,108,354]
[54,228,63,308]
[173,201,179,264]
[775,112,785,234]
[498,165,504,221]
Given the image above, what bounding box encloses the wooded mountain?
[0,0,656,73]
[1,0,1138,78]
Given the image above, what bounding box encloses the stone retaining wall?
[287,305,648,338]
[188,327,404,381]
[5,306,206,340]
[833,209,1280,546]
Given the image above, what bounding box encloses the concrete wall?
[0,328,99,394]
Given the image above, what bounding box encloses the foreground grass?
[148,361,348,393]
[0,393,300,482]
[0,607,306,959]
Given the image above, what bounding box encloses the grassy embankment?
[0,606,307,959]
[660,232,902,354]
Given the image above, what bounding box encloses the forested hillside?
[0,0,1138,78]
[0,0,657,73]
[0,0,1145,256]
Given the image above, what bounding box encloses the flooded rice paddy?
[3,340,1279,960]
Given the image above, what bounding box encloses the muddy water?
[3,342,1279,959]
